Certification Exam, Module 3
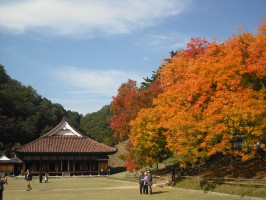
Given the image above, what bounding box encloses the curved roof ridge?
[42,117,86,137]
[42,119,65,137]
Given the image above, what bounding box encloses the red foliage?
[185,37,209,58]
[123,159,139,172]
[109,78,163,140]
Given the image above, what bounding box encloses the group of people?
[138,171,152,195]
[38,171,49,184]
[0,169,49,199]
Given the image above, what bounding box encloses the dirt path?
[7,185,139,192]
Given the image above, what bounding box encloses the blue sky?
[0,0,265,115]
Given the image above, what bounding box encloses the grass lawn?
[2,177,250,200]
[172,178,266,198]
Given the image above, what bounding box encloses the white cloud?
[49,66,147,114]
[171,42,186,49]
[153,35,174,40]
[137,32,189,52]
[0,0,190,38]
[53,66,145,96]
[143,56,150,61]
[50,97,108,115]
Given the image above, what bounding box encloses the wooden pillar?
[32,162,36,173]
[56,161,59,174]
[73,162,75,173]
[98,161,100,176]
[39,157,41,173]
[73,156,76,174]
[44,161,47,172]
[89,156,92,176]
[22,163,26,173]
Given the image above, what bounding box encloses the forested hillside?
[80,105,117,146]
[0,65,116,155]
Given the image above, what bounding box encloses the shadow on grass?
[152,191,168,195]
[171,177,222,193]
[199,179,222,193]
[140,191,168,196]
[110,167,126,174]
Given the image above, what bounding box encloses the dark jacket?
[139,175,144,185]
[147,175,153,186]
[25,172,33,181]
[0,180,6,191]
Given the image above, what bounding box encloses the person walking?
[0,176,8,200]
[25,169,33,191]
[138,171,144,194]
[147,171,153,195]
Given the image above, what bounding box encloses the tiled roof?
[0,155,22,163]
[16,135,117,154]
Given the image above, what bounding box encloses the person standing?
[44,172,48,183]
[138,171,144,194]
[39,172,43,183]
[0,176,8,200]
[171,165,175,181]
[25,169,32,191]
[147,171,153,195]
[142,172,148,194]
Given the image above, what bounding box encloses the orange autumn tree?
[130,107,171,167]
[154,23,266,164]
[129,37,210,166]
[129,22,265,166]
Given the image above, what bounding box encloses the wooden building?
[0,155,22,176]
[15,117,117,176]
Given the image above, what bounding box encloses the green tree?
[0,65,67,147]
[80,105,116,146]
